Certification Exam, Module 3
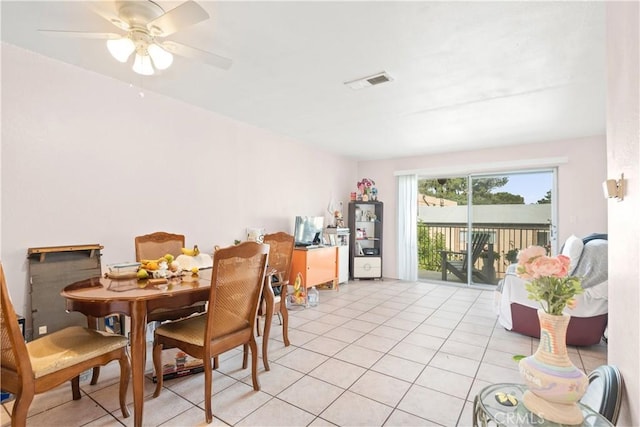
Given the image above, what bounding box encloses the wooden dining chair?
[258,232,294,347]
[151,241,269,424]
[0,263,130,426]
[135,231,207,322]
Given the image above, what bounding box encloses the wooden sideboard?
[290,246,338,289]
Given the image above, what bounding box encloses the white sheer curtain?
[397,174,418,281]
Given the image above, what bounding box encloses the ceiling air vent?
[344,71,394,90]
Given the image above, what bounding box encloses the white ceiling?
[1,1,606,161]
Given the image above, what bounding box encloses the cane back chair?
[0,263,130,426]
[151,241,269,424]
[258,232,294,348]
[135,231,207,323]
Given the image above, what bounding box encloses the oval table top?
[61,268,213,301]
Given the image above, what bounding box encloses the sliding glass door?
[417,177,468,283]
[417,170,556,287]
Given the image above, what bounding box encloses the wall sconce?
[603,173,624,201]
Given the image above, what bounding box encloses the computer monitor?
[293,216,324,247]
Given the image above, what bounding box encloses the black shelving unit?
[348,201,383,280]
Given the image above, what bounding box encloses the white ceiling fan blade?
[39,30,121,40]
[147,1,209,37]
[162,40,232,70]
[85,2,131,31]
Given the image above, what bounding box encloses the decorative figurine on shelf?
[327,199,344,228]
[334,209,344,228]
[357,178,377,202]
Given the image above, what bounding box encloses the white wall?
[357,136,607,280]
[1,43,356,313]
[606,2,639,425]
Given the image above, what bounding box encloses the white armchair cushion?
[495,274,608,331]
[562,234,584,274]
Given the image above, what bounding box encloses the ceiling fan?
[39,0,232,76]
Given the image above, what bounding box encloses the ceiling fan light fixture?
[133,53,154,76]
[148,43,173,70]
[106,37,135,63]
[40,0,230,76]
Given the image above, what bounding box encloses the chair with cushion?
[257,232,294,348]
[495,234,609,346]
[0,263,130,426]
[580,365,623,424]
[135,231,207,323]
[151,241,269,424]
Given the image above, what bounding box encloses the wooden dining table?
[61,268,275,427]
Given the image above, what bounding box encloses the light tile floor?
[1,279,607,426]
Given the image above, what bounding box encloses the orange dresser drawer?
[290,247,337,288]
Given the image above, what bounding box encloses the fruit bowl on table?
[150,268,183,279]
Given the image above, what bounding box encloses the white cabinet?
[324,227,350,284]
[353,257,381,278]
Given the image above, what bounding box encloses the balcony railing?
[418,222,551,284]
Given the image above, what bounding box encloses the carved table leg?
[130,301,147,427]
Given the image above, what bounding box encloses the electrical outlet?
[38,325,47,335]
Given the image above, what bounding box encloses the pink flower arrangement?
[357,178,376,195]
[516,246,583,315]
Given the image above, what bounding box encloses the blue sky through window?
[498,172,552,205]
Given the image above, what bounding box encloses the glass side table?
[473,383,613,427]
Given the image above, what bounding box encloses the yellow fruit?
[145,261,159,271]
[136,269,149,279]
[191,267,199,276]
[164,254,174,264]
[181,245,200,257]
